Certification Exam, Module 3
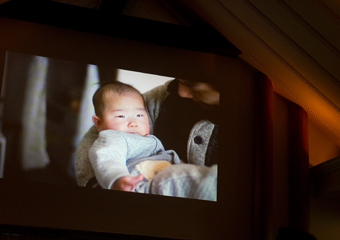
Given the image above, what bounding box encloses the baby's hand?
[112,175,144,191]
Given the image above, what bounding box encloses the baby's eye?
[117,115,125,118]
[136,114,143,117]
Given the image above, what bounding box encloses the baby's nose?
[128,121,137,127]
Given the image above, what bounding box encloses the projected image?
[1,52,219,201]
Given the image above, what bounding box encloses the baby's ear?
[92,115,102,132]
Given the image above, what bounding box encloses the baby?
[89,82,181,192]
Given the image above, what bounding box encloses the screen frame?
[0,1,257,240]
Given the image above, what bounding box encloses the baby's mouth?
[128,132,139,135]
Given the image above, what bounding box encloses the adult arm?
[75,125,99,186]
[143,80,171,134]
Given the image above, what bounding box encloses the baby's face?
[97,91,150,136]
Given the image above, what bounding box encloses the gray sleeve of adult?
[143,81,171,134]
[75,125,98,186]
[187,120,216,166]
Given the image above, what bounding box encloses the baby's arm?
[112,174,144,191]
[89,130,132,189]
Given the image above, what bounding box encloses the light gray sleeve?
[89,130,129,189]
[143,80,172,134]
[75,125,99,186]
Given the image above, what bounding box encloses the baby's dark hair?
[93,81,142,119]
